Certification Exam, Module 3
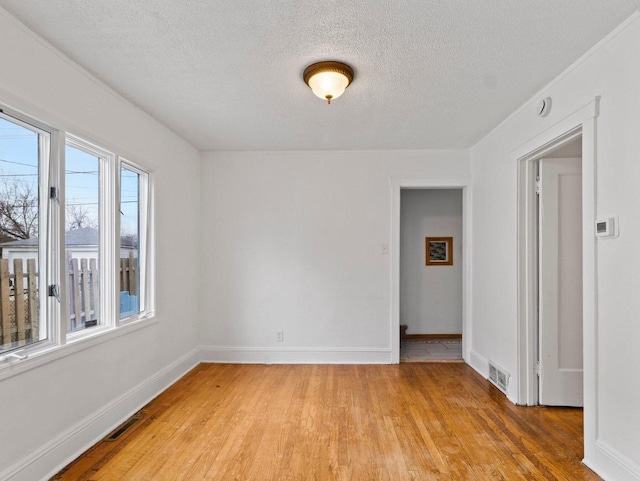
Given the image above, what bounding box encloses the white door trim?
[514,97,599,464]
[390,178,472,364]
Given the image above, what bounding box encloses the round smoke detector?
[537,97,552,117]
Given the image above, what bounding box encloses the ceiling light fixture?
[303,61,354,104]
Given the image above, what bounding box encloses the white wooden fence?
[0,255,137,346]
[66,257,99,332]
[0,258,38,348]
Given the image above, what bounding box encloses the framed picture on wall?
[425,237,453,266]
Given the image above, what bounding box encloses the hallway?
[400,337,463,362]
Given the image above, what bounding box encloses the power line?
[67,196,138,201]
[1,200,138,208]
[1,159,135,183]
[0,158,37,168]
[65,201,139,206]
[65,184,100,190]
[0,172,99,177]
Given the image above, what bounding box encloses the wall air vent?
[488,361,510,395]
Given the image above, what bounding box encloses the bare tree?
[0,179,38,240]
[66,203,98,230]
[0,177,99,238]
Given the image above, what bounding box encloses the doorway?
[537,139,584,406]
[518,129,588,408]
[513,97,598,461]
[399,189,463,362]
[390,177,471,365]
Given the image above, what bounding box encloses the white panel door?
[539,157,583,407]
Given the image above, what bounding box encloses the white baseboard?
[582,440,640,481]
[200,345,392,364]
[468,349,489,378]
[1,347,200,481]
[467,349,518,404]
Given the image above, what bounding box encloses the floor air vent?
[104,416,140,442]
[488,361,510,395]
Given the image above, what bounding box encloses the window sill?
[0,312,157,382]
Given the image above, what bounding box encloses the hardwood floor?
[53,363,600,480]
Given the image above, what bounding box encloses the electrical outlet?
[276,330,284,342]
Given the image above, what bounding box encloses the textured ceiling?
[1,1,638,151]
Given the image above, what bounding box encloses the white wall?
[3,2,638,479]
[0,9,201,481]
[470,12,640,481]
[400,189,462,334]
[199,150,469,363]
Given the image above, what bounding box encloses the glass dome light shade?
[303,61,354,104]
[308,71,350,103]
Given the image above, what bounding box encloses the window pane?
[120,166,140,318]
[65,144,100,333]
[0,115,44,352]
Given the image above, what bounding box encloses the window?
[65,142,102,333]
[0,105,153,363]
[0,111,49,353]
[119,163,149,320]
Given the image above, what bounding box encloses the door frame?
[514,98,599,462]
[390,178,472,364]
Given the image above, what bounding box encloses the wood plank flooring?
[53,363,601,480]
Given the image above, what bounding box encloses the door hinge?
[534,361,541,377]
[535,176,541,195]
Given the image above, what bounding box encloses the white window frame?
[117,158,154,324]
[63,135,117,342]
[0,103,155,380]
[0,106,56,354]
